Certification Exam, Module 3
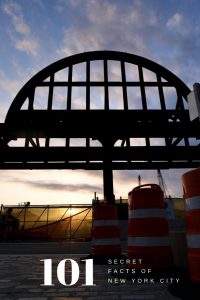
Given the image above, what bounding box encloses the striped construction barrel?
[91,204,121,256]
[182,168,200,283]
[128,184,173,269]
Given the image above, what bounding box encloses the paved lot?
[0,241,95,255]
[0,245,180,300]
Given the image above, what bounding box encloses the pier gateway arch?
[0,50,200,204]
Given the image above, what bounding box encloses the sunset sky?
[0,0,200,205]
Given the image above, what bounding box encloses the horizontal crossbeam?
[0,145,199,162]
[1,110,200,140]
[0,161,199,170]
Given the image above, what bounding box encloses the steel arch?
[0,50,199,203]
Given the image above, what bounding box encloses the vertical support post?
[69,205,72,240]
[100,137,115,205]
[103,161,115,204]
[0,204,3,215]
[24,206,27,230]
[45,74,54,149]
[47,205,49,236]
[104,60,109,110]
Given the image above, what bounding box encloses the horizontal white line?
[185,196,200,211]
[128,236,170,247]
[129,209,167,219]
[187,234,200,248]
[93,238,120,245]
[93,220,119,226]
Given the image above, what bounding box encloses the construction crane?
[157,169,170,200]
[137,171,170,197]
[157,169,175,219]
[138,171,175,218]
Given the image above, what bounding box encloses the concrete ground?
[0,241,180,300]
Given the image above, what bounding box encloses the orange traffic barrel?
[91,203,121,256]
[182,168,200,283]
[128,184,173,269]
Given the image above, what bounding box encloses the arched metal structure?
[0,51,200,203]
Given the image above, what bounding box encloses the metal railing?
[1,204,93,240]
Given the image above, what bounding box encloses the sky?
[0,0,200,205]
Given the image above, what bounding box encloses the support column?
[103,162,115,204]
[100,137,115,205]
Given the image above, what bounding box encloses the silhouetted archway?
[0,51,199,203]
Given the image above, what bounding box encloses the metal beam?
[0,146,199,161]
[0,161,199,170]
[1,111,200,140]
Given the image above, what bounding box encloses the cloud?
[114,170,156,185]
[57,0,156,58]
[0,69,22,97]
[9,177,103,194]
[0,69,22,121]
[68,0,82,7]
[55,0,200,100]
[3,2,30,35]
[166,13,183,30]
[2,1,39,56]
[87,0,117,24]
[55,0,81,11]
[57,27,104,57]
[114,169,186,198]
[0,60,41,121]
[13,38,39,56]
[55,1,199,91]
